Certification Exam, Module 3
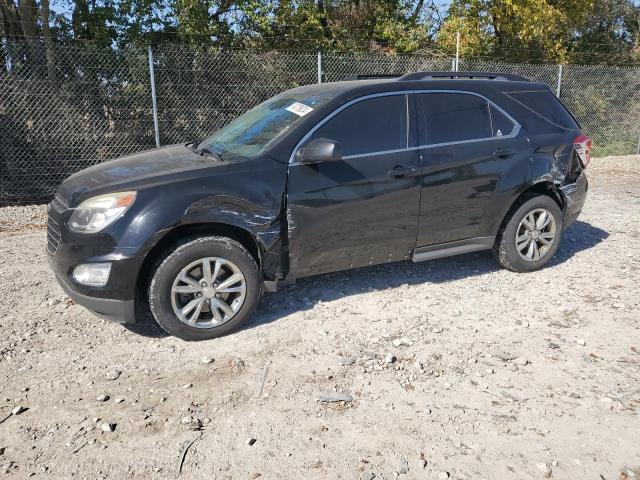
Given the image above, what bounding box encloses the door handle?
[493,148,517,159]
[388,165,417,178]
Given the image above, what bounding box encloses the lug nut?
[205,299,210,304]
[215,293,220,298]
[213,282,218,288]
[196,293,202,297]
[201,282,207,287]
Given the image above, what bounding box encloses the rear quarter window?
[504,89,580,131]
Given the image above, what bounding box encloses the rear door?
[416,91,530,247]
[287,93,421,277]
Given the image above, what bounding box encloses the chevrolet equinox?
[47,71,590,340]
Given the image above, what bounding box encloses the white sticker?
[496,129,503,136]
[286,102,313,117]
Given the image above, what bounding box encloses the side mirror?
[296,138,342,164]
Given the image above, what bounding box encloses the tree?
[437,0,595,62]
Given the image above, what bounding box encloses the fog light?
[72,263,111,287]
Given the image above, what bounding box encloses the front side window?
[308,94,408,157]
[420,93,492,145]
[198,93,331,160]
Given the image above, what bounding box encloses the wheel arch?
[495,181,565,237]
[135,222,262,312]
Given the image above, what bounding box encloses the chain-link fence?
[1,41,639,203]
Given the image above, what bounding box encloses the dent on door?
[286,150,421,278]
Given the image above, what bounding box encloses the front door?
[287,93,421,277]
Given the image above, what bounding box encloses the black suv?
[47,71,590,340]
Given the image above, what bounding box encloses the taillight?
[573,134,592,168]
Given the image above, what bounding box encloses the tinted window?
[420,93,492,144]
[505,90,580,130]
[490,105,516,137]
[310,95,407,156]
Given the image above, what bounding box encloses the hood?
[57,144,224,206]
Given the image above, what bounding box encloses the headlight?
[68,191,136,233]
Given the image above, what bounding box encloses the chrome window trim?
[289,89,521,165]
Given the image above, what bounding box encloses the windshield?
[196,93,331,160]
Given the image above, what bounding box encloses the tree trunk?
[40,0,56,81]
[0,0,22,39]
[17,0,38,38]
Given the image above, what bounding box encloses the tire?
[493,194,563,272]
[149,236,262,341]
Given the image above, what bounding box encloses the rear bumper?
[561,171,588,229]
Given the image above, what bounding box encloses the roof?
[286,72,544,101]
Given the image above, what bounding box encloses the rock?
[100,422,116,432]
[338,355,357,366]
[318,392,353,402]
[182,383,193,389]
[105,370,121,381]
[549,319,571,328]
[114,398,125,404]
[180,416,193,425]
[494,351,517,361]
[360,473,376,480]
[47,298,61,306]
[536,462,552,477]
[385,353,397,364]
[11,406,26,416]
[577,339,586,346]
[392,337,411,347]
[246,438,257,446]
[438,471,450,479]
[432,327,443,334]
[398,456,409,474]
[201,356,215,364]
[515,357,529,366]
[96,394,109,402]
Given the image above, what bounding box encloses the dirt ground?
[0,156,639,480]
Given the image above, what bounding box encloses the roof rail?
[398,71,529,82]
[341,74,401,81]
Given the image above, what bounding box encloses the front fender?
[101,157,288,275]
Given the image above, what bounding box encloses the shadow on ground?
[125,220,608,339]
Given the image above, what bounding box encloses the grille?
[46,215,61,256]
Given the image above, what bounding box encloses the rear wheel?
[149,236,261,340]
[493,195,563,272]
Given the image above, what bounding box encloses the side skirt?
[412,236,495,263]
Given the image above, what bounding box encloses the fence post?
[147,46,161,148]
[451,58,455,71]
[317,51,322,84]
[556,64,563,98]
[455,32,460,72]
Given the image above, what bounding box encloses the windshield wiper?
[195,147,223,161]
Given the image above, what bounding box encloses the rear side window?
[420,93,492,144]
[504,90,580,130]
[310,94,408,156]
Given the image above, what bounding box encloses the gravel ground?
[0,156,639,480]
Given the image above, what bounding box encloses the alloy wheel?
[515,208,557,262]
[170,257,247,328]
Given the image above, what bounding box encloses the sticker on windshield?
[286,102,314,117]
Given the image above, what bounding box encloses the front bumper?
[47,197,143,323]
[54,269,135,323]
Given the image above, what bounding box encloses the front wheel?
[149,236,262,341]
[493,195,563,272]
